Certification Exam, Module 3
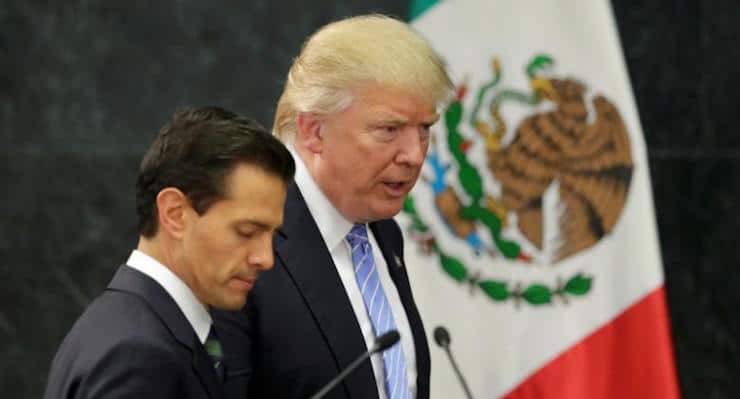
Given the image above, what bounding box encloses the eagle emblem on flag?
[403,54,634,306]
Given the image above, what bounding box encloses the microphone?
[434,326,474,399]
[373,330,400,352]
[309,330,400,399]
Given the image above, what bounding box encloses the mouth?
[230,276,256,293]
[382,180,410,197]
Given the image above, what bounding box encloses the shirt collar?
[289,145,355,252]
[126,249,212,343]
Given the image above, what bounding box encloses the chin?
[370,204,404,221]
[212,296,247,311]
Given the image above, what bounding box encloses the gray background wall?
[1,1,737,397]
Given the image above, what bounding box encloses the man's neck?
[136,237,192,296]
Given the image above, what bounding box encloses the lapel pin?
[394,254,404,269]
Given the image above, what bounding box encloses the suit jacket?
[212,183,430,399]
[44,265,224,399]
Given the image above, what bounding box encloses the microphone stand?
[308,351,373,399]
[434,326,474,399]
[439,342,474,399]
[308,330,400,399]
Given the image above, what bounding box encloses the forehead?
[223,163,283,193]
[212,163,286,222]
[347,84,438,121]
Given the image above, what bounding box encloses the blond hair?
[273,14,453,141]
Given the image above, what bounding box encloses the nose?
[395,127,428,168]
[249,237,275,271]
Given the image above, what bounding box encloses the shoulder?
[57,289,175,363]
[101,334,182,368]
[87,289,168,335]
[47,294,187,398]
[84,336,184,397]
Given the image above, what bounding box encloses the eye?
[378,125,401,138]
[370,124,402,142]
[237,229,257,239]
[421,123,432,134]
[419,124,433,140]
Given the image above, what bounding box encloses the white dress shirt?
[126,249,212,344]
[290,147,417,398]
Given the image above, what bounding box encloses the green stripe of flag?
[409,0,441,21]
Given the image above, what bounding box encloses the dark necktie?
[204,326,225,382]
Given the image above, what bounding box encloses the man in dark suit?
[212,15,453,399]
[44,107,295,399]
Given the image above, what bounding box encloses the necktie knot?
[205,327,223,360]
[346,224,369,246]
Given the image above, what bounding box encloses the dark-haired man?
[44,106,295,399]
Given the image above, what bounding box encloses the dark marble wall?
[0,1,736,397]
[612,1,740,397]
[0,2,407,397]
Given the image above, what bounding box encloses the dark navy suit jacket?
[212,183,430,399]
[44,265,224,399]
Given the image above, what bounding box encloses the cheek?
[350,165,385,195]
[185,231,213,269]
[214,245,246,273]
[325,139,394,193]
[193,237,240,275]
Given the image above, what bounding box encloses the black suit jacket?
[212,183,430,399]
[44,265,224,399]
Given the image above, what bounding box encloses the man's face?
[181,163,286,310]
[312,84,438,222]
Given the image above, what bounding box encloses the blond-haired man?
[213,15,452,399]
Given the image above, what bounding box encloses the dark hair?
[136,106,295,237]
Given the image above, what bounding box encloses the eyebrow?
[424,114,441,124]
[370,118,407,126]
[370,113,440,125]
[235,220,283,231]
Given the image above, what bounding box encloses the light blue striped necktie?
[346,224,410,399]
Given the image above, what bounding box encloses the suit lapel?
[370,221,405,287]
[274,183,378,398]
[108,265,225,399]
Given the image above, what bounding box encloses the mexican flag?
[399,1,681,397]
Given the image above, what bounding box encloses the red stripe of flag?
[503,286,681,398]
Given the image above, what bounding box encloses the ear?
[295,112,324,154]
[155,188,191,240]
